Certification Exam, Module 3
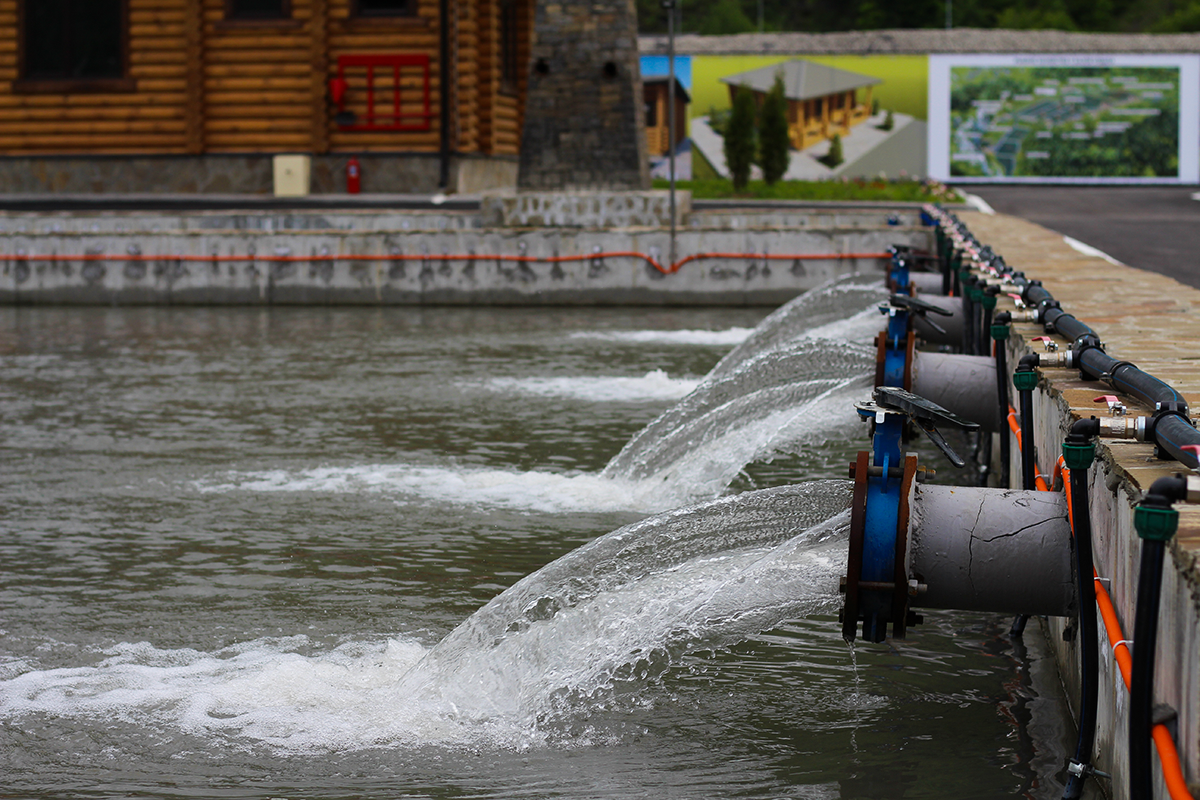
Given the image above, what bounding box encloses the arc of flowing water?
[393,277,888,731]
[603,274,887,502]
[709,273,889,379]
[0,276,886,755]
[401,481,852,729]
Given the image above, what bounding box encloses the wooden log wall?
[202,0,314,151]
[0,0,190,154]
[0,0,533,156]
[472,0,522,156]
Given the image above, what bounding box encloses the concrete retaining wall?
[480,190,691,228]
[967,211,1200,800]
[0,207,931,305]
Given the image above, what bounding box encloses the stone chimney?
[517,0,650,191]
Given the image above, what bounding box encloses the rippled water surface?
[1,303,1076,799]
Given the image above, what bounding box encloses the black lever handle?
[889,293,953,317]
[874,386,979,431]
[871,386,980,467]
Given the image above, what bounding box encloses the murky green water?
[1,305,1076,799]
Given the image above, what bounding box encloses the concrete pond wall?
[0,199,934,306]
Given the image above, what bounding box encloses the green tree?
[698,0,756,34]
[1152,0,1200,30]
[822,133,844,169]
[724,87,758,190]
[758,74,790,185]
[635,0,1167,37]
[995,0,1077,28]
[879,109,895,131]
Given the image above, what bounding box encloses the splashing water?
[193,462,669,513]
[597,274,884,502]
[4,277,878,750]
[602,334,877,502]
[412,482,851,716]
[709,273,888,379]
[480,370,702,402]
[0,482,850,752]
[569,328,756,346]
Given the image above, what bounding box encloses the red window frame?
[335,54,432,132]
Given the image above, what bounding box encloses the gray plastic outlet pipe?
[908,271,944,295]
[908,484,1073,617]
[910,351,1001,432]
[909,294,964,346]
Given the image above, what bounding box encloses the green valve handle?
[991,323,1010,341]
[1134,504,1178,542]
[981,292,997,311]
[1013,369,1038,392]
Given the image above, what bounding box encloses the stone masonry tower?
[517,0,650,191]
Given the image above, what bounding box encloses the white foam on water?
[0,485,850,755]
[193,463,672,514]
[568,328,755,346]
[0,635,486,752]
[482,370,702,402]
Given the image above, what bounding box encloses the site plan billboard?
[928,54,1199,183]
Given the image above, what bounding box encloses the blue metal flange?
[888,246,912,294]
[878,305,910,388]
[842,388,979,643]
[844,402,912,643]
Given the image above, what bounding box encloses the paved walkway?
[961,209,1200,786]
[964,208,1200,541]
[965,186,1200,289]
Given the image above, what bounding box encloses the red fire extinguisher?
[346,156,361,194]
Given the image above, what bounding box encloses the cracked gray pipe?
[908,484,1073,617]
[910,351,1001,432]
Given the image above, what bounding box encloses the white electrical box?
[273,154,311,197]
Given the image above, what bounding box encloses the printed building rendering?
[720,59,881,150]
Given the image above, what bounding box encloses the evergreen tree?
[822,133,844,169]
[724,87,758,190]
[758,73,790,185]
[880,109,895,131]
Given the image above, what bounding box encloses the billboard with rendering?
[928,54,1199,183]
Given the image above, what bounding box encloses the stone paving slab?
[961,210,1200,558]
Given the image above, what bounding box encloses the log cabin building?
[643,76,687,158]
[720,59,880,152]
[0,0,582,194]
